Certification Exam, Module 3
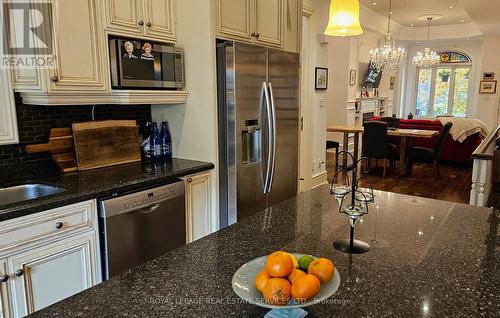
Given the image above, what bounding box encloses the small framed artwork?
[349,69,356,86]
[479,80,497,94]
[315,67,328,90]
[389,76,396,90]
[483,72,495,80]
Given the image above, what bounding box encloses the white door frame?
[299,2,315,192]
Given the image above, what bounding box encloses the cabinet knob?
[14,269,23,277]
[50,76,59,82]
[146,21,152,28]
[138,20,144,26]
[187,177,192,183]
[0,275,8,283]
[251,32,256,37]
[55,222,64,229]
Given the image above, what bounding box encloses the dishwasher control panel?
[100,181,185,217]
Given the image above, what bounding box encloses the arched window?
[415,51,472,117]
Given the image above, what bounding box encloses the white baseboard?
[311,171,328,189]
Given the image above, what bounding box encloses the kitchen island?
[31,185,499,317]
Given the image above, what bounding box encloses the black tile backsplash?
[0,93,151,167]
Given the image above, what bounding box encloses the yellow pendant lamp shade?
[324,0,363,37]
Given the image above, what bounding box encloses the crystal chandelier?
[412,18,440,68]
[369,0,407,71]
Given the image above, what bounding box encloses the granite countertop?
[0,158,214,221]
[31,185,499,317]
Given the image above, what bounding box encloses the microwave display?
[109,38,184,90]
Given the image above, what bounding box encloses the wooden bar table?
[327,125,439,177]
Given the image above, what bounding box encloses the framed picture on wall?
[390,76,396,90]
[479,80,497,94]
[349,70,356,86]
[315,67,328,90]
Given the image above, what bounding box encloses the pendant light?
[324,0,363,37]
[369,0,407,71]
[412,17,440,68]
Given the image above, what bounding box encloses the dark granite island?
[31,185,499,317]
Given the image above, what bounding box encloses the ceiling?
[359,0,471,27]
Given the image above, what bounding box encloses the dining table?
[326,125,439,177]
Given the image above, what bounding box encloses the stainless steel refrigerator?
[217,41,300,227]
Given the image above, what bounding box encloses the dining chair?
[362,121,396,177]
[326,140,340,171]
[407,122,453,178]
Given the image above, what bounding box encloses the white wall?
[477,36,500,131]
[306,0,329,181]
[152,0,219,231]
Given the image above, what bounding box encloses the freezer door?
[267,49,300,206]
[233,42,270,221]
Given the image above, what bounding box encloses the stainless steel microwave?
[109,38,185,89]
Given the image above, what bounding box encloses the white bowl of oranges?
[232,251,340,309]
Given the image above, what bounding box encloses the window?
[415,51,472,117]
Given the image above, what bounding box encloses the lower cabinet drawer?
[0,200,96,253]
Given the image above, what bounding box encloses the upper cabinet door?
[0,69,19,146]
[254,0,283,48]
[49,0,106,91]
[143,0,176,42]
[104,0,144,36]
[283,0,301,53]
[216,0,252,41]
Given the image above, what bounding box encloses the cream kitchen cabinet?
[185,171,212,243]
[0,4,18,146]
[10,0,106,93]
[0,68,18,146]
[216,0,284,49]
[0,200,101,318]
[0,259,10,318]
[282,0,302,53]
[104,0,175,42]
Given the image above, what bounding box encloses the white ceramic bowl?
[232,253,341,310]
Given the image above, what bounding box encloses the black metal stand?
[333,132,371,254]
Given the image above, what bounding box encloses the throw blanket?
[437,117,488,143]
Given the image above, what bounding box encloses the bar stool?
[326,140,340,171]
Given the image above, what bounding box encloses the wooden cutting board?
[25,127,77,173]
[72,120,141,171]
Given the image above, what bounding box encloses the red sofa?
[369,117,483,164]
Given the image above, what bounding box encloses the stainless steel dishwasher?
[98,180,186,279]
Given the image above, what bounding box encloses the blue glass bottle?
[160,121,172,160]
[149,122,161,161]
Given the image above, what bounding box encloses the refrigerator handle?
[262,82,272,194]
[268,83,277,193]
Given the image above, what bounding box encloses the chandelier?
[412,17,440,68]
[369,0,407,71]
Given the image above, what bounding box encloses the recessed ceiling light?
[372,2,377,5]
[410,23,415,27]
[461,19,466,22]
[449,5,454,9]
[466,38,470,41]
[416,41,420,44]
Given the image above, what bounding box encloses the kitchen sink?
[0,184,65,206]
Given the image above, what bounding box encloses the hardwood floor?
[326,152,472,204]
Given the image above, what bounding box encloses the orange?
[291,274,321,303]
[287,269,306,284]
[308,258,335,284]
[266,253,294,278]
[255,270,271,292]
[262,278,292,306]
